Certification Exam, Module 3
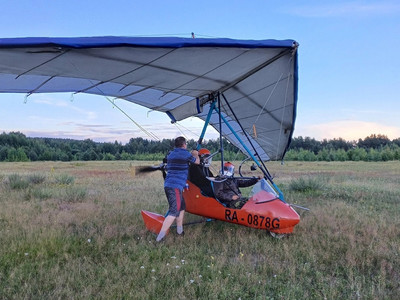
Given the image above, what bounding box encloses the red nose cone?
[141,210,165,234]
[266,201,300,234]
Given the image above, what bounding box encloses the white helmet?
[223,162,235,177]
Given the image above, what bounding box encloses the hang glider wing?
[0,36,299,160]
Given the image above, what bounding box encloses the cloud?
[60,122,109,128]
[23,128,138,143]
[32,96,97,120]
[33,99,69,107]
[20,118,219,144]
[295,120,400,141]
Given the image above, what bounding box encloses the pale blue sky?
[0,0,399,143]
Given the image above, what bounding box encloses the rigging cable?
[104,97,160,140]
[173,122,189,140]
[53,50,162,141]
[67,58,161,141]
[172,120,201,140]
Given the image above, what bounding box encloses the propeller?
[136,164,164,173]
[135,163,166,179]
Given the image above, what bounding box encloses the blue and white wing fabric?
[0,36,299,160]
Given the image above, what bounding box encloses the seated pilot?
[213,162,260,209]
[188,148,214,197]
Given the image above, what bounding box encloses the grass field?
[0,161,399,299]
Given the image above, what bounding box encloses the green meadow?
[0,161,399,299]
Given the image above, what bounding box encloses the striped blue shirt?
[164,148,196,189]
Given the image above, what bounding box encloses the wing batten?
[27,76,56,95]
[220,48,294,95]
[16,50,69,79]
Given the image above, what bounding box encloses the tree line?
[0,132,244,162]
[1,132,399,162]
[286,135,400,161]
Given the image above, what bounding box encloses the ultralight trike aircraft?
[0,35,305,237]
[140,93,304,238]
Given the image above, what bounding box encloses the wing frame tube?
[218,93,224,174]
[214,102,285,202]
[196,99,216,149]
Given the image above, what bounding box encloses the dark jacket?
[188,164,215,197]
[214,176,259,204]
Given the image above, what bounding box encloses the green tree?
[28,149,38,161]
[120,151,133,160]
[6,147,29,162]
[334,149,348,161]
[103,153,115,160]
[0,145,9,161]
[380,146,394,161]
[39,150,53,161]
[347,147,367,161]
[317,149,330,161]
[290,136,321,153]
[358,134,390,149]
[297,149,316,161]
[367,148,381,161]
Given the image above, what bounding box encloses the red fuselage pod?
[184,181,300,234]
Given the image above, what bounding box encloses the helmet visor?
[223,164,234,176]
[202,154,212,167]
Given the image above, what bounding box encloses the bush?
[64,186,87,202]
[284,149,299,161]
[367,149,382,161]
[297,149,317,161]
[381,146,394,161]
[103,153,115,161]
[335,149,348,161]
[285,146,399,162]
[289,176,326,193]
[55,174,75,185]
[7,174,29,190]
[120,151,133,160]
[317,149,331,161]
[347,147,367,161]
[24,187,54,201]
[32,187,54,200]
[27,173,46,184]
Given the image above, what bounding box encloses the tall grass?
[0,161,399,299]
[7,173,30,190]
[288,175,327,193]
